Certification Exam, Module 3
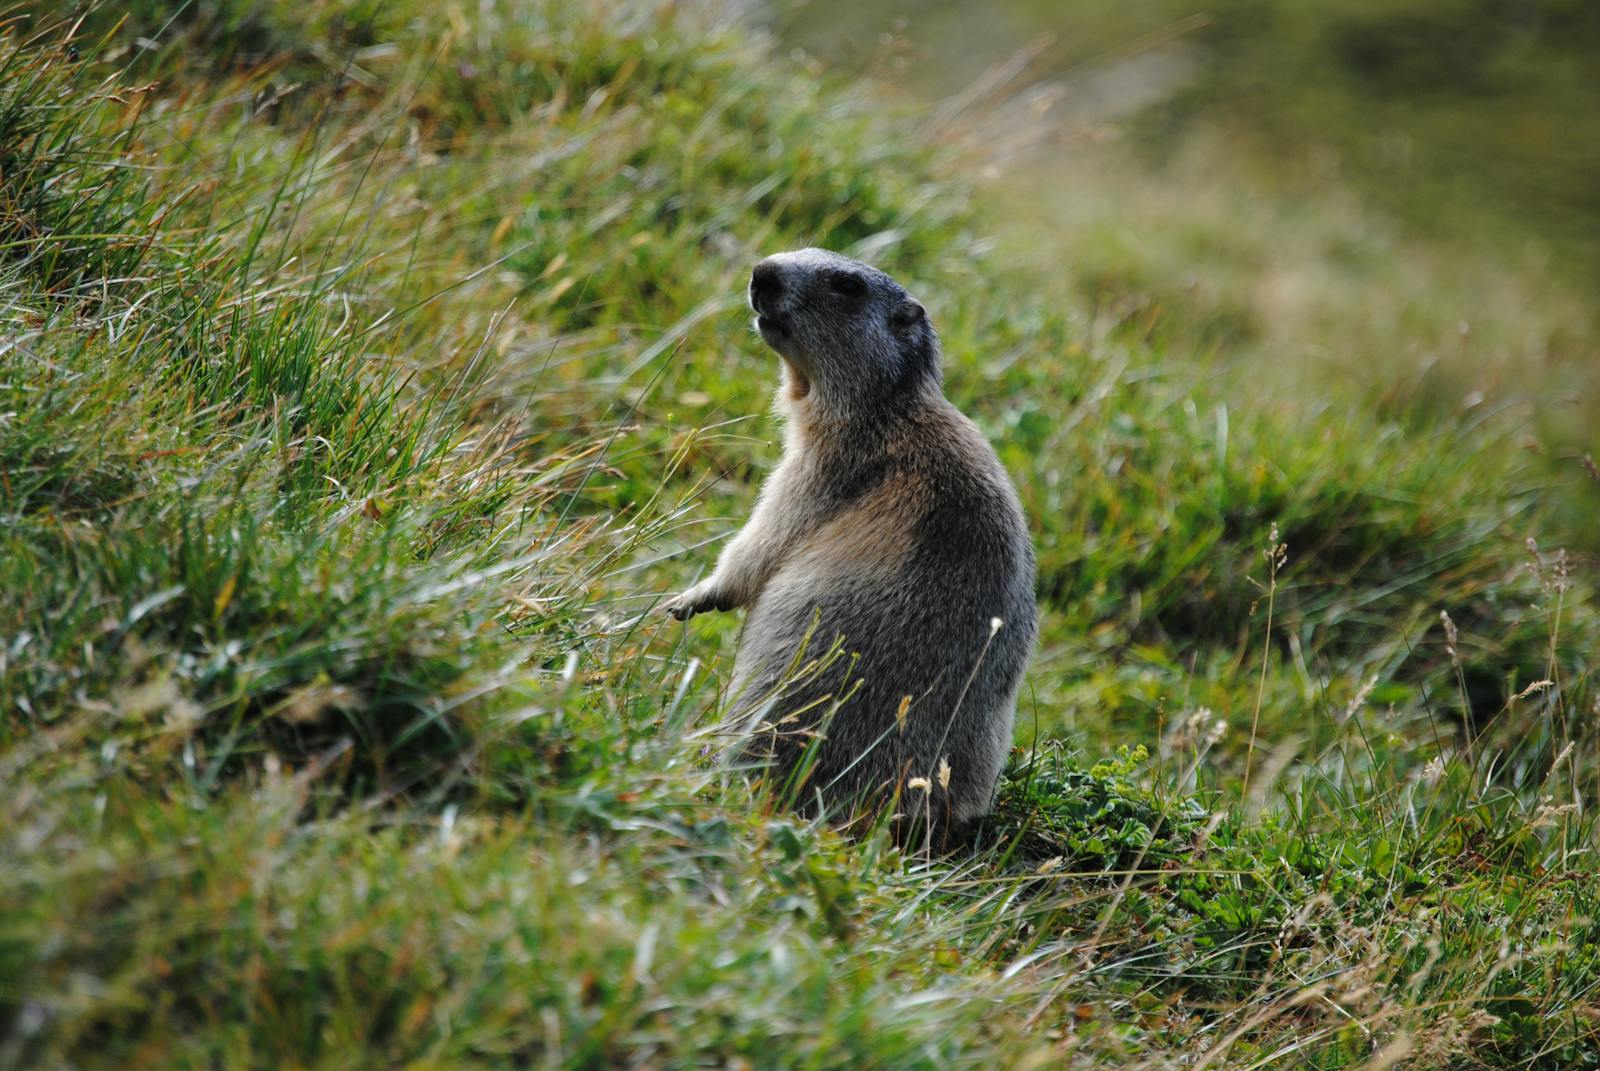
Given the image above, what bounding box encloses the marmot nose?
[749,261,784,314]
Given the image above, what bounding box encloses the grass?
[2,2,1598,1067]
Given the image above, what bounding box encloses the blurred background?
[766,0,1599,489]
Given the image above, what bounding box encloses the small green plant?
[988,743,1205,870]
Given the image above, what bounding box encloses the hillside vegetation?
[3,3,1598,1067]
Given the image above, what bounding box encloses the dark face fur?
[748,248,940,413]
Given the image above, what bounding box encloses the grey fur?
[666,249,1036,829]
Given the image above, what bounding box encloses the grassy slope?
[788,0,1600,481]
[2,3,1598,1067]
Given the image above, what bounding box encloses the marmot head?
[748,248,940,414]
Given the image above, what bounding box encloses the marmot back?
[666,248,1036,832]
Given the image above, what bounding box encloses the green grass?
[789,0,1600,477]
[3,2,1599,1067]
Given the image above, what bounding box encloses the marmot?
[666,248,1036,831]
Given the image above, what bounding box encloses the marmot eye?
[828,271,868,298]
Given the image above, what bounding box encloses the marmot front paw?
[664,580,734,620]
[663,587,706,621]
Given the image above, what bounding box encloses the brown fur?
[665,249,1037,829]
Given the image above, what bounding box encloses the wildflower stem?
[1243,528,1284,805]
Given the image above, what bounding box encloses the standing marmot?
[666,248,1036,831]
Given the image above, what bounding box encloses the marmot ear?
[891,300,924,329]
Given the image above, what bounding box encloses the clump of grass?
[0,18,159,297]
[977,743,1600,1060]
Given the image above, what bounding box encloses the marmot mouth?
[756,313,787,336]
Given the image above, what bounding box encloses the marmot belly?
[729,469,1034,822]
